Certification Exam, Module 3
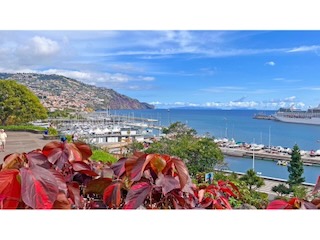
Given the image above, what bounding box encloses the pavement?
[0,131,54,163]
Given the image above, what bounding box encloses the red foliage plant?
[0,141,96,209]
[266,176,320,210]
[0,141,241,209]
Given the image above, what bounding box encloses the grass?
[0,125,47,131]
[90,149,118,164]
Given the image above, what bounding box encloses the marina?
[42,112,164,148]
[34,108,320,184]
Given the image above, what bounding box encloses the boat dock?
[220,147,320,165]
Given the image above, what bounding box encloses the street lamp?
[252,148,255,171]
[252,138,255,171]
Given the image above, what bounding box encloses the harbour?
[36,108,320,185]
[107,109,320,184]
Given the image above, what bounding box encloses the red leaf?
[312,176,320,194]
[110,157,127,177]
[26,151,51,169]
[212,199,225,209]
[20,166,59,209]
[170,157,189,189]
[217,180,226,186]
[287,197,301,209]
[124,155,139,178]
[73,141,93,160]
[103,181,123,208]
[200,197,213,208]
[267,200,291,209]
[219,196,233,209]
[124,181,152,209]
[49,169,68,194]
[149,154,167,175]
[42,141,64,157]
[159,154,174,175]
[133,151,146,158]
[100,166,114,178]
[225,181,241,197]
[67,182,84,209]
[52,192,72,209]
[42,141,69,168]
[170,191,187,208]
[155,174,180,195]
[1,153,24,170]
[72,161,98,177]
[84,178,113,195]
[219,186,237,198]
[0,169,21,209]
[130,154,150,182]
[92,162,114,178]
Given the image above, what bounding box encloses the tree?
[239,169,265,191]
[146,122,224,177]
[0,80,48,125]
[287,144,305,187]
[161,121,197,137]
[272,183,291,197]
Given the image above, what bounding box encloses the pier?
[220,147,320,165]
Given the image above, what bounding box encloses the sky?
[1,30,320,110]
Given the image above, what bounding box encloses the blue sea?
[109,109,320,184]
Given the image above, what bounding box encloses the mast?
[268,126,271,149]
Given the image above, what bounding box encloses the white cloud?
[149,101,162,105]
[201,86,246,93]
[265,61,275,66]
[31,36,60,56]
[273,77,301,83]
[287,45,320,53]
[284,96,296,102]
[137,76,155,81]
[37,69,156,91]
[300,87,320,91]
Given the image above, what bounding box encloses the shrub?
[48,127,58,135]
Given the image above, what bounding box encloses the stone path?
[0,131,54,163]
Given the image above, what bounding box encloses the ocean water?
[109,109,320,184]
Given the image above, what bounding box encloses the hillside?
[0,73,154,111]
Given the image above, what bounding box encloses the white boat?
[277,160,288,166]
[273,104,320,125]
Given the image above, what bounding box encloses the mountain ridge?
[0,72,154,111]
